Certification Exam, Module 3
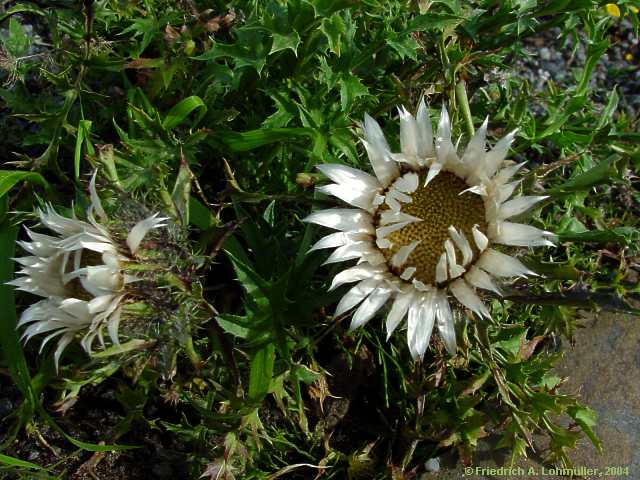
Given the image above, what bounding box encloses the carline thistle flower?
[8,173,168,369]
[305,101,555,359]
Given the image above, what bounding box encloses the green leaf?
[0,4,45,25]
[387,36,419,60]
[0,170,49,198]
[120,16,160,58]
[576,38,608,97]
[270,31,301,56]
[568,405,601,452]
[549,158,618,194]
[216,314,252,339]
[339,74,368,111]
[321,14,345,56]
[0,452,48,471]
[194,30,269,74]
[38,408,140,452]
[305,0,355,17]
[223,235,269,300]
[462,369,491,396]
[189,197,214,230]
[0,221,37,411]
[74,120,94,179]
[171,157,192,225]
[406,12,463,33]
[90,339,150,358]
[162,96,207,130]
[525,260,581,281]
[595,87,619,130]
[263,200,276,227]
[4,17,31,57]
[541,373,562,390]
[291,364,321,385]
[557,227,639,244]
[493,327,528,359]
[248,343,276,403]
[221,127,315,152]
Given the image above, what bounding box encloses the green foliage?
[0,0,638,477]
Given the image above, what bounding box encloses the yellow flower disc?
[377,171,487,285]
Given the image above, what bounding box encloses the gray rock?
[539,47,551,61]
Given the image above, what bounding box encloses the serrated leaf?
[387,36,419,60]
[194,30,269,74]
[291,364,322,384]
[406,12,463,33]
[493,327,528,358]
[557,227,639,244]
[541,373,562,390]
[120,16,160,58]
[321,14,345,56]
[462,369,491,396]
[5,17,31,57]
[568,405,601,451]
[549,158,618,194]
[339,74,368,111]
[305,0,354,17]
[270,31,301,56]
[216,314,252,339]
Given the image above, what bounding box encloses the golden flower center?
[378,171,487,285]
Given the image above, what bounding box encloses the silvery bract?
[305,100,555,359]
[8,173,167,369]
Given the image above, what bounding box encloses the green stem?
[182,334,202,369]
[455,80,474,139]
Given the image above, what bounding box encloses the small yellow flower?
[631,6,639,14]
[625,52,634,61]
[605,3,621,17]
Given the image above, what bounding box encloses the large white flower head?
[8,172,168,369]
[305,100,555,359]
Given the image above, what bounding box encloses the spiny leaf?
[270,31,301,56]
[339,74,368,111]
[568,405,602,452]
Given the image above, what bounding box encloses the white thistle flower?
[8,172,168,369]
[305,101,555,359]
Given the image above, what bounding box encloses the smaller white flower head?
[306,101,555,360]
[8,172,168,370]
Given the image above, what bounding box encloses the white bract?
[305,101,555,359]
[8,173,167,369]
